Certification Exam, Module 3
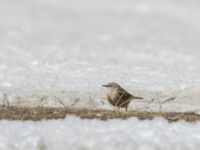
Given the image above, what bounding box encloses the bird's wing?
[118,88,133,100]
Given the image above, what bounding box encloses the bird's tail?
[132,96,143,100]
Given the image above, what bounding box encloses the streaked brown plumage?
[103,82,143,111]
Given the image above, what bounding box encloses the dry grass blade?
[3,93,10,107]
[161,97,176,104]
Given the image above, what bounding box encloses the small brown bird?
[103,82,143,111]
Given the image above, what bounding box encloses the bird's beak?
[102,84,108,87]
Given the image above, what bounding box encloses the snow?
[0,116,199,150]
[0,1,200,149]
[0,0,200,111]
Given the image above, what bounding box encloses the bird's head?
[102,82,121,89]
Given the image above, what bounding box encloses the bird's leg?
[125,106,128,111]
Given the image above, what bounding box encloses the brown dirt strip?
[0,105,200,122]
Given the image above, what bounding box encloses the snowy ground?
[1,0,200,149]
[0,0,200,112]
[0,116,200,150]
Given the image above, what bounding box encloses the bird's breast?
[106,88,118,104]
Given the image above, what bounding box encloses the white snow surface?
[0,116,200,150]
[1,1,200,149]
[0,0,200,112]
